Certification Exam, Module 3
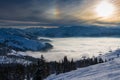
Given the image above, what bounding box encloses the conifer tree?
[98,57,104,63]
[63,56,70,73]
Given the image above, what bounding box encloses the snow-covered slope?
[0,28,53,51]
[0,56,32,65]
[0,28,53,65]
[104,49,120,59]
[0,48,37,65]
[45,49,120,80]
[45,57,120,80]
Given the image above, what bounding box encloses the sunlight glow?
[95,1,115,18]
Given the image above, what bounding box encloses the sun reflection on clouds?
[69,0,120,26]
[45,7,60,20]
[0,0,120,26]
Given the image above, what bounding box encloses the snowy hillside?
[45,49,120,80]
[45,57,120,80]
[0,56,32,64]
[0,28,53,65]
[0,49,38,65]
[0,28,53,52]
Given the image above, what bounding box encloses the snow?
[1,27,120,80]
[0,28,53,51]
[0,34,45,51]
[104,49,120,60]
[45,58,120,80]
[0,56,32,65]
[7,50,27,57]
[45,48,120,80]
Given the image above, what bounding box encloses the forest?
[0,55,106,80]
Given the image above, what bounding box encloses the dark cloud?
[0,0,30,5]
[0,0,119,27]
[0,0,60,23]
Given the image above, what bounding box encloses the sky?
[0,0,120,27]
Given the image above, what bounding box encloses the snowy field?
[45,57,120,80]
[26,37,120,61]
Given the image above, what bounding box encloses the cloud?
[0,0,119,27]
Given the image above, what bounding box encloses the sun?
[95,1,115,18]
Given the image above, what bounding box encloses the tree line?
[0,55,106,80]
